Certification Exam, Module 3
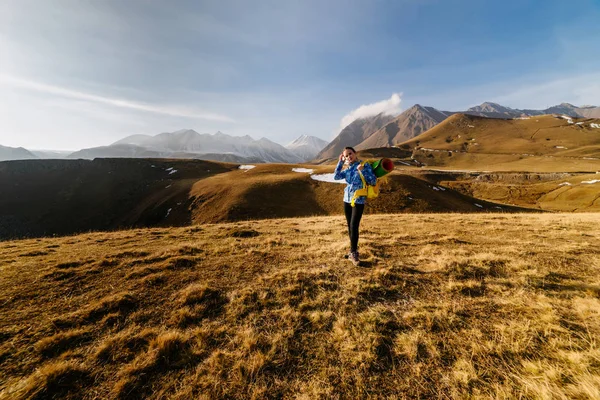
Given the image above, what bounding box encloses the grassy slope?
[188,165,527,225]
[1,159,529,240]
[1,214,600,399]
[396,114,600,172]
[443,173,600,212]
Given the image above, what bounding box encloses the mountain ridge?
[355,105,451,150]
[315,113,396,160]
[78,130,304,163]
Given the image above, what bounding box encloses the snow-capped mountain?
[285,135,328,161]
[83,130,305,163]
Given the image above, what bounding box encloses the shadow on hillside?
[0,158,234,240]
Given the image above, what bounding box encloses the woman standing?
[334,146,377,266]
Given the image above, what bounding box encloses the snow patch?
[558,182,572,186]
[310,174,346,184]
[582,180,600,184]
[591,123,600,129]
[168,169,177,175]
[165,167,174,171]
[474,203,483,208]
[165,208,172,218]
[239,165,256,171]
[165,185,172,188]
[292,168,314,173]
[555,146,567,149]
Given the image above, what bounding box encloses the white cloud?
[0,74,235,122]
[339,93,402,131]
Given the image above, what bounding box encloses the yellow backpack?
[350,162,380,207]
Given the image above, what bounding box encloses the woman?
[334,146,377,266]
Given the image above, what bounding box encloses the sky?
[1,0,599,151]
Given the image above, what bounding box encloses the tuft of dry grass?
[112,331,199,399]
[6,361,92,400]
[1,213,600,398]
[34,328,92,358]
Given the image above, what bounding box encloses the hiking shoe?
[349,251,360,266]
[344,252,352,259]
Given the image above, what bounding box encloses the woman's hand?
[357,163,364,171]
[339,153,345,162]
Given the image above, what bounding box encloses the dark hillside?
[0,158,234,239]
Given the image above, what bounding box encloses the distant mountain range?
[2,102,599,163]
[316,102,600,160]
[0,131,327,164]
[466,102,600,119]
[0,145,37,162]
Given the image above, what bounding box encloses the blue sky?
[1,0,599,150]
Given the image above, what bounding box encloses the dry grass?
[443,172,600,212]
[1,214,600,398]
[400,114,600,172]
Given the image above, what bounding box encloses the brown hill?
[315,113,395,160]
[398,113,600,172]
[2,213,600,398]
[0,159,529,240]
[355,105,451,150]
[415,171,600,212]
[188,165,527,226]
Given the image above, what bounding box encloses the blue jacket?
[334,160,377,204]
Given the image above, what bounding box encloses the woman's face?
[343,149,356,163]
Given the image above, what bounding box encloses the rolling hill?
[0,158,529,240]
[397,113,600,172]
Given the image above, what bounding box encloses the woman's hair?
[344,146,356,153]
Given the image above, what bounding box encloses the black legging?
[344,202,364,253]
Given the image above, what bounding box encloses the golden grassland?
[1,213,600,399]
[442,173,600,212]
[397,114,600,172]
